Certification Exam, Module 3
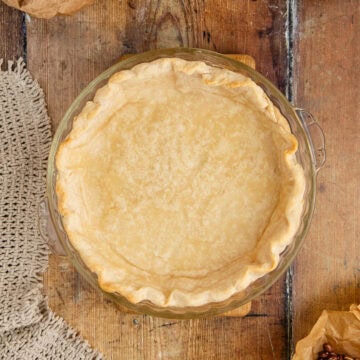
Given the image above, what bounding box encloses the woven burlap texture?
[0,59,102,359]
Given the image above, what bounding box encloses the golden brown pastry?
[2,0,94,19]
[56,58,305,307]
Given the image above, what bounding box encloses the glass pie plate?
[43,48,326,319]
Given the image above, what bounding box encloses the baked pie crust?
[56,58,305,307]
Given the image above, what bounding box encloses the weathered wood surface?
[25,0,289,358]
[292,0,360,349]
[44,255,286,359]
[0,2,23,63]
[2,0,358,359]
[26,0,288,129]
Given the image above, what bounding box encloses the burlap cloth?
[0,59,103,359]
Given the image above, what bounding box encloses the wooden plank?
[0,2,24,63]
[26,0,288,129]
[27,0,290,358]
[44,255,288,359]
[292,0,360,350]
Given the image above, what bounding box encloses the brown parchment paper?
[2,0,94,18]
[293,304,360,360]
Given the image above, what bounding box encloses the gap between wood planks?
[21,13,27,64]
[285,0,298,359]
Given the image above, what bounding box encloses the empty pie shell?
[55,57,305,307]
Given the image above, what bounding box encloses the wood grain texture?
[44,255,287,359]
[26,0,290,358]
[26,0,288,128]
[292,0,360,348]
[0,2,24,63]
[1,0,359,358]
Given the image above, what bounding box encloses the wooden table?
[1,1,359,358]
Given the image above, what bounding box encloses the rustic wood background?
[0,0,359,359]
